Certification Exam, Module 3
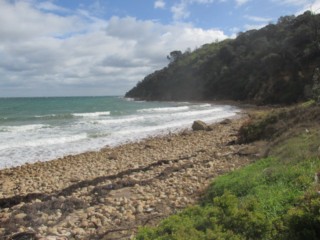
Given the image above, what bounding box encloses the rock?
[47,227,59,235]
[41,236,68,240]
[108,152,118,160]
[192,120,212,131]
[80,220,89,228]
[136,205,144,213]
[72,228,86,236]
[220,118,232,125]
[181,129,191,136]
[145,208,154,213]
[237,146,258,156]
[191,176,198,181]
[125,212,135,220]
[159,193,166,199]
[15,213,27,220]
[9,232,37,240]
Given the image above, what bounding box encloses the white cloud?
[244,15,273,22]
[154,0,166,9]
[299,0,320,13]
[310,0,320,12]
[0,0,228,97]
[190,0,214,3]
[275,0,320,15]
[170,0,216,21]
[272,0,310,6]
[244,23,268,30]
[171,2,190,20]
[0,1,85,42]
[36,1,68,12]
[235,0,250,6]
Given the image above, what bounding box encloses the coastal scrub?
[136,104,320,240]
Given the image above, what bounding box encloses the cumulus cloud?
[244,15,272,22]
[271,0,320,14]
[170,0,216,21]
[310,0,320,12]
[235,0,250,6]
[36,1,68,12]
[0,0,228,97]
[273,0,320,15]
[299,0,320,13]
[154,0,166,9]
[271,0,310,6]
[171,2,190,20]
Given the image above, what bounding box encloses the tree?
[277,15,295,25]
[167,50,182,63]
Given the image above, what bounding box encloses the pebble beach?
[0,113,259,239]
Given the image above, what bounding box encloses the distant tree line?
[126,11,320,105]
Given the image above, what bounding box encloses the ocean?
[0,96,239,169]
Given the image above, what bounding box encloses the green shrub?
[136,192,271,240]
[279,190,320,239]
[136,112,320,240]
[237,114,278,143]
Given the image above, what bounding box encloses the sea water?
[0,96,239,169]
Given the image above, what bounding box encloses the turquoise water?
[0,96,238,169]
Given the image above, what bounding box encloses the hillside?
[136,101,320,239]
[126,11,320,105]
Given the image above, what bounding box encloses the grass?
[135,104,320,240]
[206,155,319,219]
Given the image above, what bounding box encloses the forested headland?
[126,11,320,105]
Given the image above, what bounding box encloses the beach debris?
[0,117,254,240]
[8,231,37,240]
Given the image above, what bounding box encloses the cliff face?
[126,11,320,105]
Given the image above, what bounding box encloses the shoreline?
[0,100,242,171]
[0,106,260,239]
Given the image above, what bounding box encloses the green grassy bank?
[135,102,320,240]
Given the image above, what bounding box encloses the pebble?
[72,228,86,235]
[15,213,27,220]
[136,205,144,213]
[0,117,253,239]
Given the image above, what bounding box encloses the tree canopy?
[126,11,320,105]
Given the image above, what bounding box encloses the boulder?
[192,120,212,131]
[220,118,232,125]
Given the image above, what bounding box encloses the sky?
[0,0,320,97]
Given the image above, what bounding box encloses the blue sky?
[0,0,319,97]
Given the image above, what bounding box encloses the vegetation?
[135,103,320,239]
[238,100,320,143]
[129,11,320,239]
[126,11,320,104]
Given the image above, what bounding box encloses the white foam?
[111,110,237,144]
[123,97,135,101]
[0,133,87,151]
[72,111,110,117]
[198,103,211,108]
[94,116,144,125]
[0,102,239,169]
[167,108,224,118]
[35,114,57,118]
[138,106,190,113]
[0,124,48,133]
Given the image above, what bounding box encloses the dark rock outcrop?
[192,120,212,131]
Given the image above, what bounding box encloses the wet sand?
[0,111,260,239]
